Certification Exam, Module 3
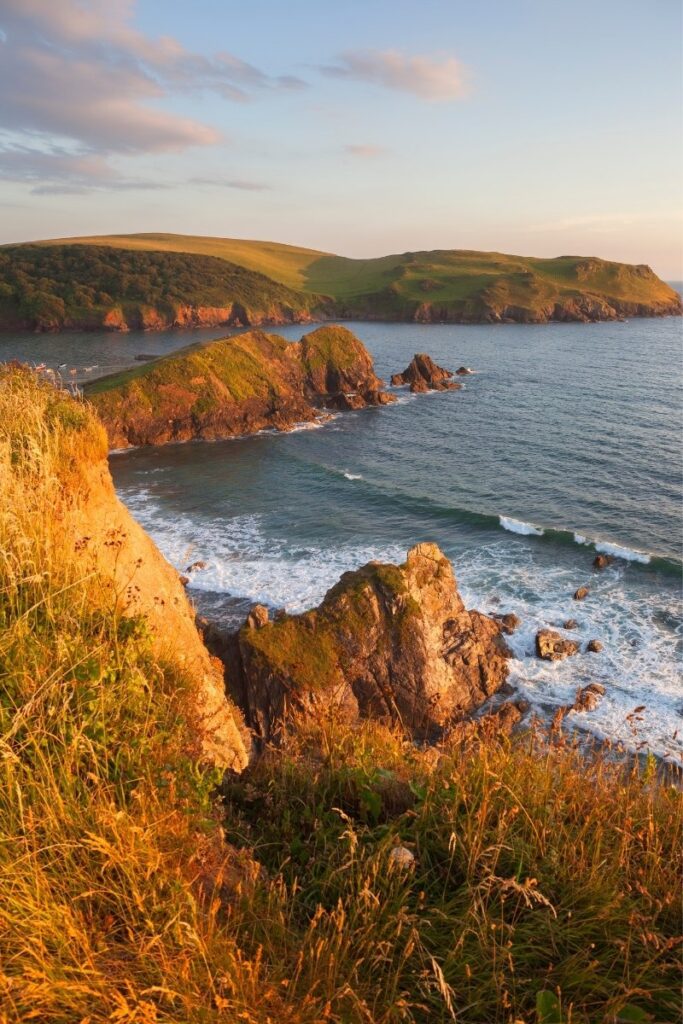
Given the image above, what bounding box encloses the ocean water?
[3,317,682,759]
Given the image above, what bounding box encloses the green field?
[3,233,680,328]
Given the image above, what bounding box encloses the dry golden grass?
[0,368,680,1023]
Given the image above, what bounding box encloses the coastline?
[3,302,681,335]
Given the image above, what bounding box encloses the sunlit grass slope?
[0,369,681,1021]
[28,233,681,311]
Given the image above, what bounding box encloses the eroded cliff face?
[219,543,511,744]
[87,325,395,449]
[67,449,249,771]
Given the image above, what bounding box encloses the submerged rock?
[563,619,579,630]
[573,683,606,712]
[226,543,511,744]
[573,586,590,601]
[536,629,580,661]
[456,366,474,375]
[586,639,604,653]
[593,554,614,571]
[391,353,462,393]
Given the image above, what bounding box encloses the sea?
[3,308,682,761]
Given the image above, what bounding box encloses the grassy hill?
[3,233,681,328]
[0,243,322,332]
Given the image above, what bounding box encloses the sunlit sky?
[1,0,682,277]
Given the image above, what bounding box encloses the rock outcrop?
[87,325,394,449]
[220,543,511,744]
[536,629,580,661]
[391,354,462,393]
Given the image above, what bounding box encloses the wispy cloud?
[344,144,388,159]
[190,177,272,192]
[0,0,307,191]
[322,49,468,101]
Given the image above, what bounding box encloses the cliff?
[216,543,511,744]
[5,235,679,329]
[0,365,248,772]
[86,325,394,449]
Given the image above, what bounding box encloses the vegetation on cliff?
[0,371,680,1022]
[0,243,321,331]
[85,325,392,448]
[12,232,681,326]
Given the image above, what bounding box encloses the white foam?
[499,516,544,537]
[343,471,363,480]
[594,540,651,564]
[573,533,651,564]
[120,489,403,614]
[456,539,683,763]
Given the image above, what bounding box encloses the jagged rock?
[586,639,604,653]
[246,604,270,629]
[226,543,511,744]
[536,629,580,661]
[88,326,395,450]
[456,366,474,375]
[493,612,521,635]
[186,560,207,573]
[391,353,462,393]
[563,619,579,630]
[573,586,590,601]
[593,554,614,571]
[179,575,190,587]
[573,683,606,712]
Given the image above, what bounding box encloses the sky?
[1,0,682,277]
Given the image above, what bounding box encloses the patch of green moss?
[241,616,341,692]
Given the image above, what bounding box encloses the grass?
[0,369,681,1022]
[20,235,680,313]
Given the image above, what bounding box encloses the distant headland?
[0,233,680,332]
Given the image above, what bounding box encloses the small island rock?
[536,629,580,661]
[391,354,462,393]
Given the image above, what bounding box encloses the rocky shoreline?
[6,297,681,334]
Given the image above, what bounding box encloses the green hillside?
[0,243,321,331]
[3,233,681,327]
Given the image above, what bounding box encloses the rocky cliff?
[0,366,248,772]
[66,430,249,771]
[216,543,511,744]
[86,325,394,449]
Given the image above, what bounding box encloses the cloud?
[344,144,388,158]
[322,49,468,101]
[190,177,272,191]
[0,0,307,191]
